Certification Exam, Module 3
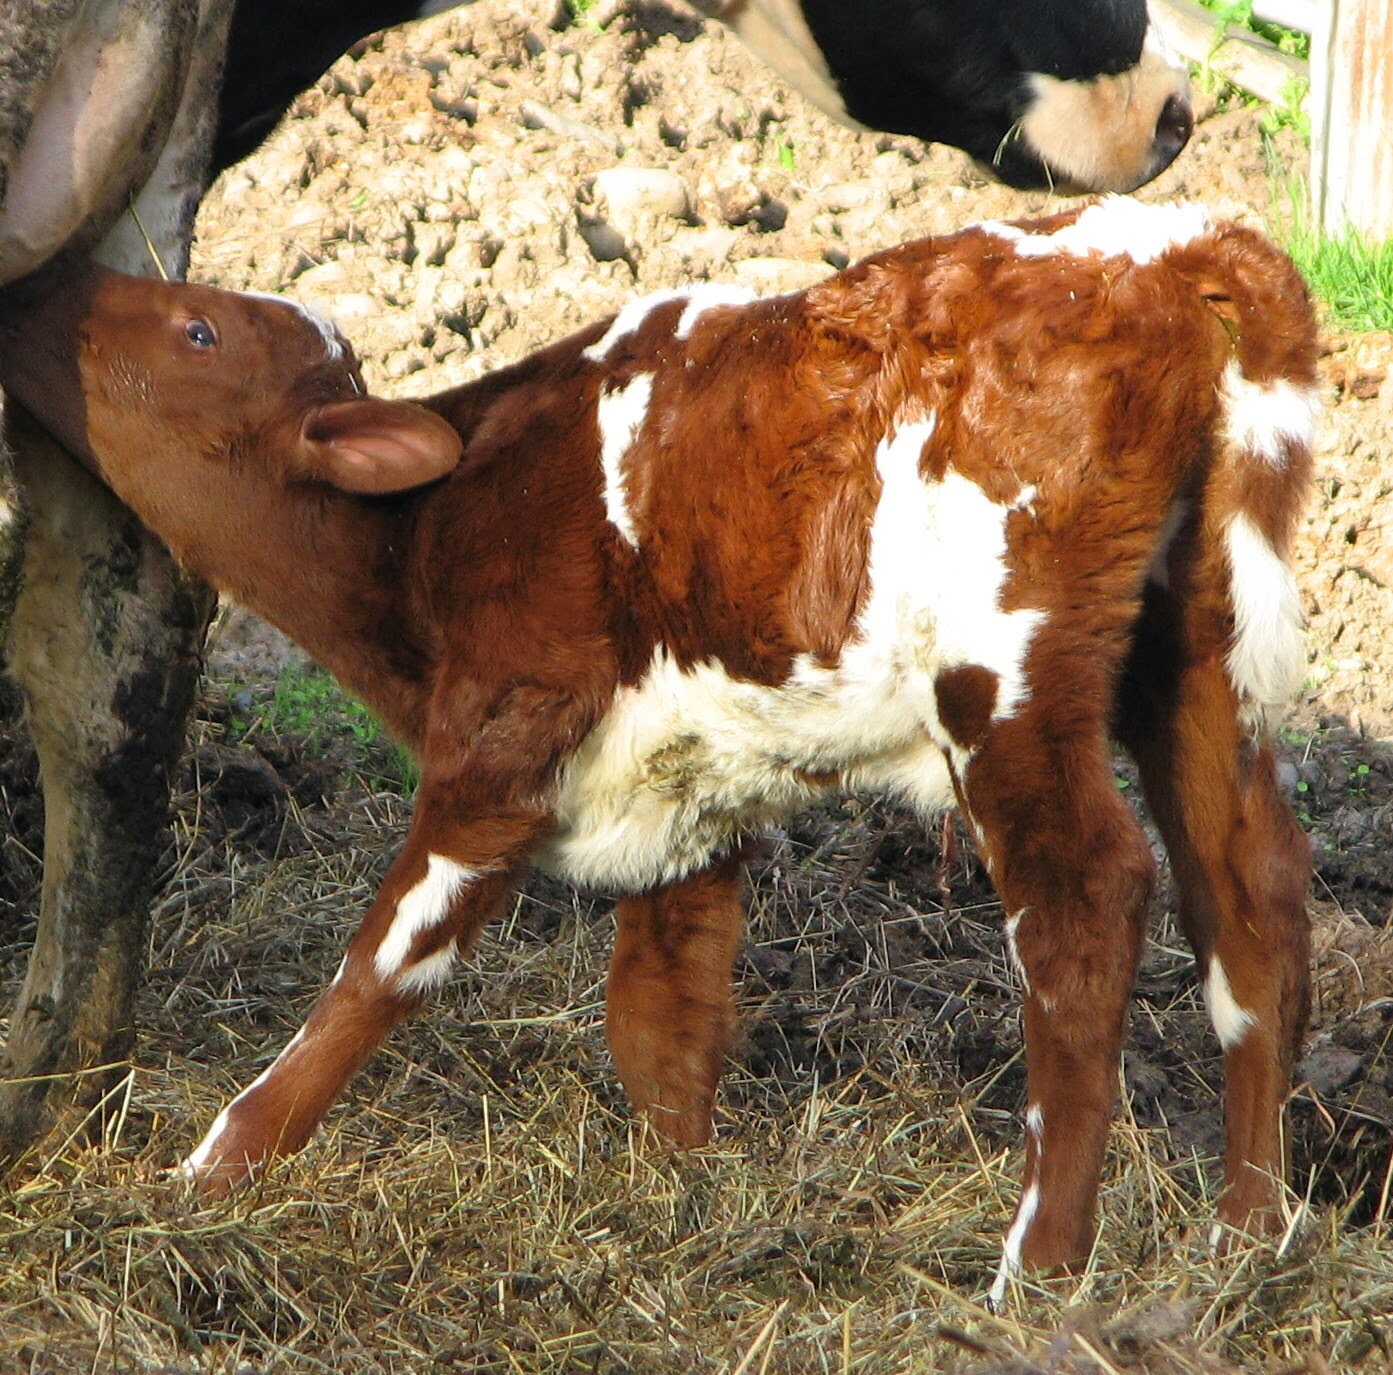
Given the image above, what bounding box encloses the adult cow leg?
[1117,586,1311,1241]
[0,413,212,1161]
[0,0,232,1167]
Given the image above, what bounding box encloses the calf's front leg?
[181,793,550,1197]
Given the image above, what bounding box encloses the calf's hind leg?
[1118,603,1310,1238]
[953,698,1154,1301]
[607,851,747,1146]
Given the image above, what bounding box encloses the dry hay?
[2,703,1391,1373]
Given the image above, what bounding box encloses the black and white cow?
[213,0,1192,191]
[0,0,1191,1168]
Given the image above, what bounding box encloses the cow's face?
[697,0,1192,192]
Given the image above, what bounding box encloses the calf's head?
[0,262,462,530]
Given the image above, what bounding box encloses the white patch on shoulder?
[374,853,477,982]
[1205,956,1257,1051]
[538,415,1042,892]
[585,283,762,363]
[988,1181,1041,1310]
[1220,361,1319,468]
[676,284,758,338]
[1224,513,1304,729]
[584,290,688,363]
[248,291,346,362]
[597,374,653,548]
[981,197,1211,266]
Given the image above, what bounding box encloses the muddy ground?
[2,1,1392,1370]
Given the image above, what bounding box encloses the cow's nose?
[1154,92,1194,165]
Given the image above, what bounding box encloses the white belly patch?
[536,418,1045,892]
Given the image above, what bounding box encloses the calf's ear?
[298,399,462,494]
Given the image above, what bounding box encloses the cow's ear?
[298,399,461,494]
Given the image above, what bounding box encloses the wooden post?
[1310,0,1393,238]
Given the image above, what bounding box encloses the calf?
[0,0,1191,1175]
[0,197,1316,1293]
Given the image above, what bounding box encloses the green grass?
[1268,169,1393,333]
[1198,0,1310,61]
[1193,0,1311,137]
[1285,223,1393,333]
[228,662,421,795]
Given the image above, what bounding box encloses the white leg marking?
[1223,513,1304,727]
[374,854,477,982]
[1205,956,1257,1051]
[1005,910,1032,995]
[1026,1102,1044,1142]
[395,941,461,998]
[1221,362,1319,469]
[989,1181,1041,1309]
[179,1025,309,1176]
[597,374,653,548]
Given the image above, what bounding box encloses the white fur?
[1221,362,1319,469]
[676,285,758,337]
[1005,910,1032,994]
[1144,21,1182,66]
[597,374,653,548]
[1224,513,1305,727]
[1205,957,1257,1051]
[988,1181,1041,1309]
[983,197,1211,266]
[1026,1103,1044,1141]
[374,854,476,982]
[540,418,1043,890]
[394,943,461,998]
[247,292,346,362]
[584,283,760,363]
[584,290,687,363]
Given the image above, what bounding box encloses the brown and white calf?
[1,0,1191,1172]
[0,198,1317,1293]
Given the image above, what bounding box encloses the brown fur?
[0,208,1318,1280]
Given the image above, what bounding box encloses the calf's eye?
[185,319,216,349]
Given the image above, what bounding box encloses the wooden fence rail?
[1151,0,1392,239]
